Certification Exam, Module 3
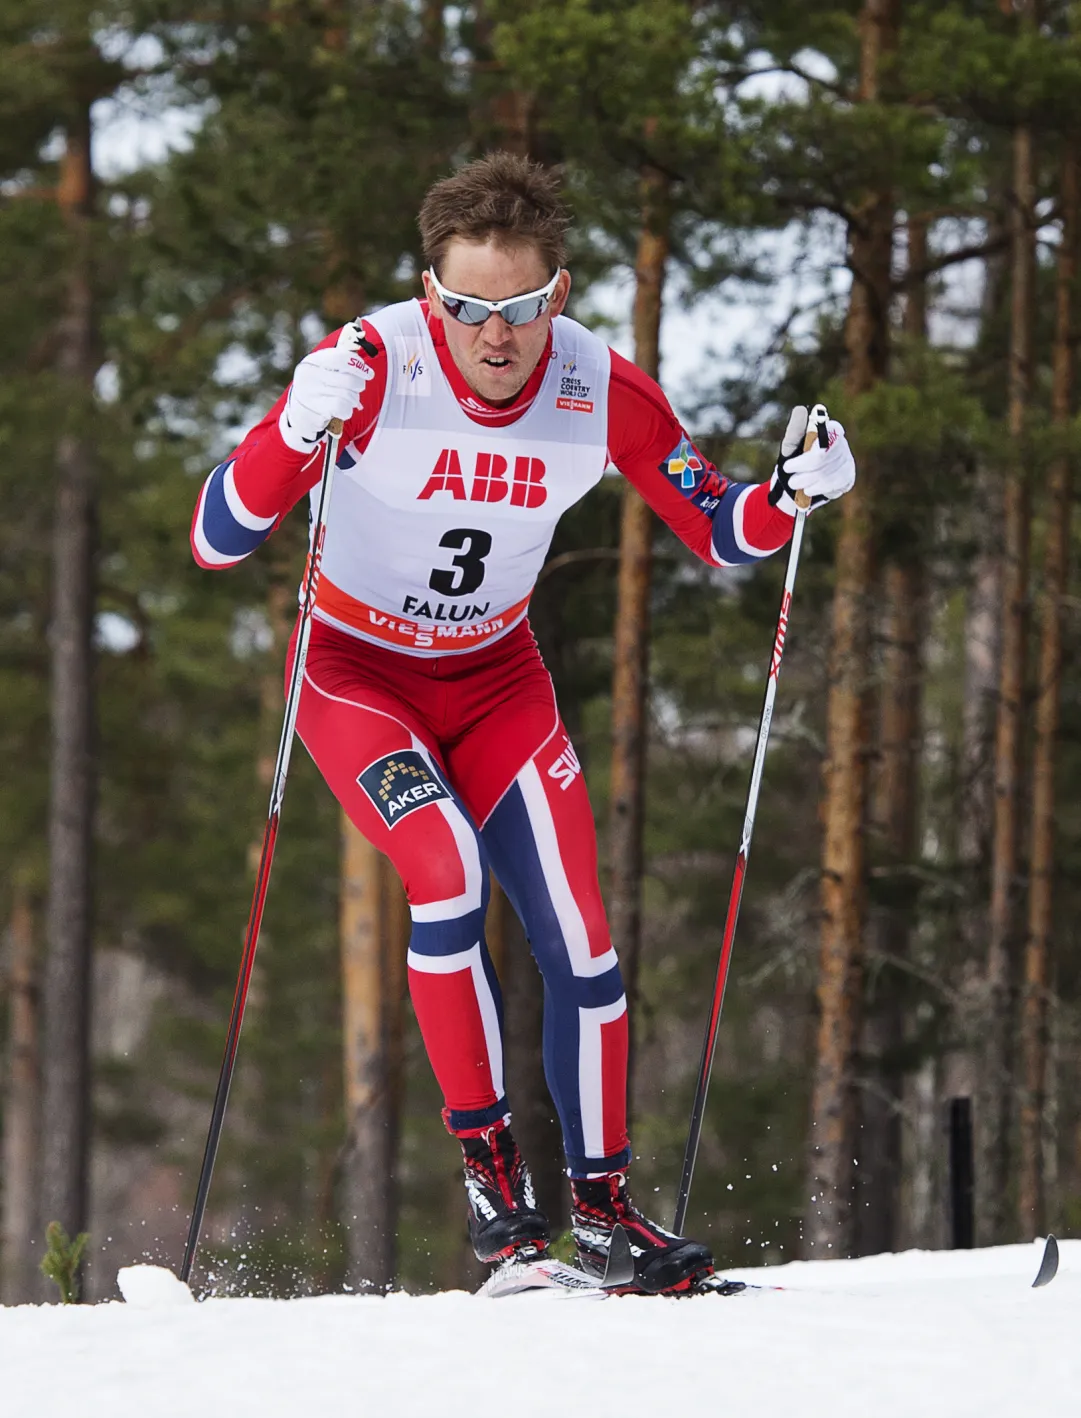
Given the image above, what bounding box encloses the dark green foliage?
[4,0,1081,1299]
[40,1221,90,1303]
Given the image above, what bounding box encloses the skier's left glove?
[767,405,855,515]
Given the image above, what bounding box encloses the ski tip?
[1032,1234,1059,1289]
[601,1223,635,1289]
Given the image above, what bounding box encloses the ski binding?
[480,1224,635,1298]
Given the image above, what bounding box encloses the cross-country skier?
[191,154,856,1293]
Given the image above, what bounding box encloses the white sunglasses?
[428,266,561,327]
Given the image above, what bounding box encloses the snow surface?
[2,1241,1077,1418]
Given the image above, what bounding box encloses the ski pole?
[673,404,829,1238]
[180,323,376,1284]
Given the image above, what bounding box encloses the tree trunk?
[981,109,1036,1246]
[609,160,669,1085]
[1017,139,1079,1239]
[339,818,405,1290]
[2,883,40,1303]
[806,0,897,1258]
[860,564,925,1255]
[39,112,96,1292]
[945,204,1009,1220]
[857,215,929,1258]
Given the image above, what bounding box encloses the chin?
[476,373,527,403]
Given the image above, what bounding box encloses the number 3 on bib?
[429,528,492,596]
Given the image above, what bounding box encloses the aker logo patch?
[357,750,448,828]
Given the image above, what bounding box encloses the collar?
[422,299,553,427]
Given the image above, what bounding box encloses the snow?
[116,1264,194,1309]
[2,1241,1077,1418]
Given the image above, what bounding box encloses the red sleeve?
[226,320,388,524]
[606,350,794,565]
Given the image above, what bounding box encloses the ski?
[480,1222,634,1298]
[479,1224,752,1299]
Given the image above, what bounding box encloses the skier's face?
[423,239,571,406]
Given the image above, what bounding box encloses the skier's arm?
[190,323,386,569]
[607,352,794,568]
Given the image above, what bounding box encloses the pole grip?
[794,403,829,509]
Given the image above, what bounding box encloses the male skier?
[191,153,855,1294]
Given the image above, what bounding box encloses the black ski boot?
[571,1172,714,1294]
[459,1120,550,1264]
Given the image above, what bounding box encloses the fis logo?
[546,737,582,792]
[357,750,448,828]
[393,337,431,395]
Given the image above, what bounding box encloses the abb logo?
[417,449,547,508]
[769,589,792,681]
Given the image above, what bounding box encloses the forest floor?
[1,1240,1077,1417]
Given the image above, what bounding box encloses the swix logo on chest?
[417,448,547,508]
[546,736,582,791]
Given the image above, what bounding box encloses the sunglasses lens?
[447,298,494,326]
[500,296,549,327]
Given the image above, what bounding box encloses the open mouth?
[482,356,512,368]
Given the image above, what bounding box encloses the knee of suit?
[397,808,490,924]
[408,906,492,962]
[534,950,626,1010]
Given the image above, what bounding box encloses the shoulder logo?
[394,336,432,396]
[664,437,704,489]
[660,436,727,510]
[555,353,596,413]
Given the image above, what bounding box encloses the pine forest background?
[4,0,1081,1302]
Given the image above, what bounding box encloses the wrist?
[277,402,324,455]
[768,469,798,518]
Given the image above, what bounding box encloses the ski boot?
[571,1172,715,1294]
[458,1119,551,1264]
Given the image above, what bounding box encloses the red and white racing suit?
[191,299,795,1175]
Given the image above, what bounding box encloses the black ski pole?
[673,404,829,1239]
[179,323,376,1285]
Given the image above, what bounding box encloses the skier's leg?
[448,643,714,1290]
[295,626,548,1260]
[476,725,631,1176]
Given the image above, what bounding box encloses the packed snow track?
[1,1241,1076,1417]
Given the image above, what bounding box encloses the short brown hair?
[419,153,569,278]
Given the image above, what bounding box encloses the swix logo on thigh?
[358,750,449,828]
[417,449,547,508]
[546,736,582,791]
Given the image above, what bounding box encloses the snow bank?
[1,1241,1077,1418]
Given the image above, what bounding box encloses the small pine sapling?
[40,1221,90,1303]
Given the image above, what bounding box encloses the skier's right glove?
[278,323,377,454]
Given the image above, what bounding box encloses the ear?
[421,269,444,323]
[549,269,572,319]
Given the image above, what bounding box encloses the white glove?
[278,322,376,454]
[768,405,856,515]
